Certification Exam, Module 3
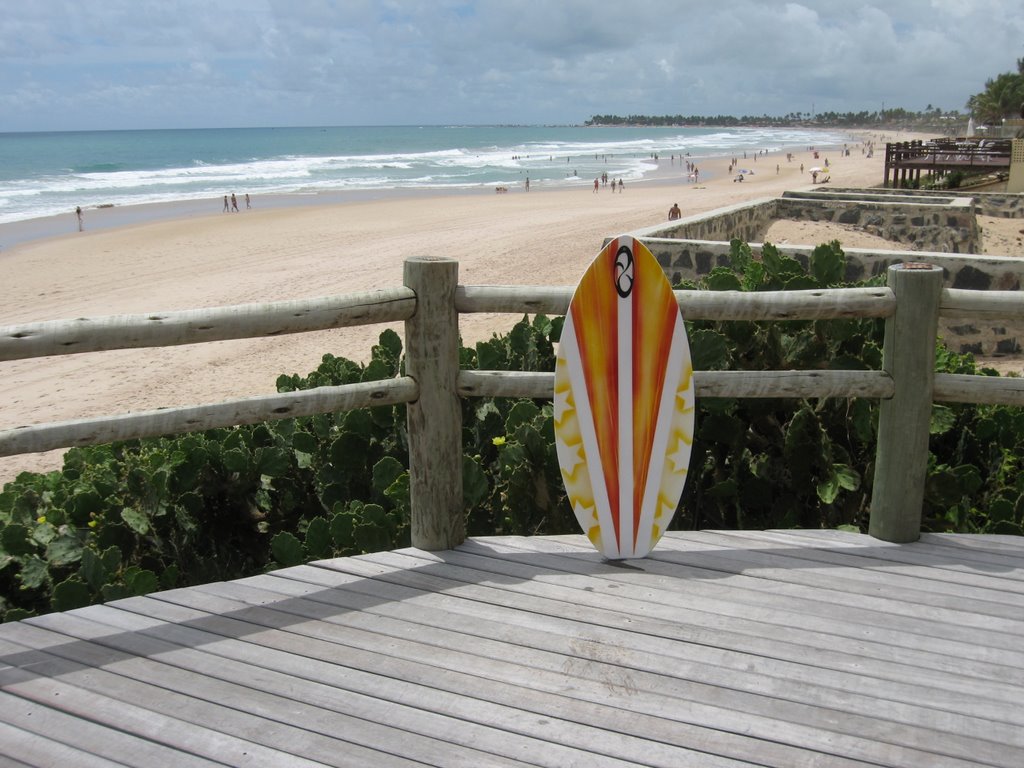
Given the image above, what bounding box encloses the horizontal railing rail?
[0,289,416,361]
[0,378,418,457]
[2,255,1022,546]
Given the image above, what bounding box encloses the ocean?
[0,124,853,226]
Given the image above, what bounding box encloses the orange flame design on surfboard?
[555,236,694,558]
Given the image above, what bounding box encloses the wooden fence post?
[869,263,944,543]
[403,257,464,550]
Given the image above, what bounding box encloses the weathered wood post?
[403,257,464,550]
[869,263,944,543]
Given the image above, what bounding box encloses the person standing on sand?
[593,178,599,193]
[668,203,681,221]
[223,195,229,212]
[75,206,83,232]
[245,193,251,209]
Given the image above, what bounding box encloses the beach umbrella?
[808,166,823,173]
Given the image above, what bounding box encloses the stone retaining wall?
[777,192,978,254]
[628,188,1024,356]
[825,187,1024,218]
[638,237,1024,356]
[634,192,980,254]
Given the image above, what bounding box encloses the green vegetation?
[585,106,963,131]
[1,240,1021,623]
[590,58,1024,131]
[966,58,1024,126]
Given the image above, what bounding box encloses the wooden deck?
[882,139,1011,187]
[1,529,1022,767]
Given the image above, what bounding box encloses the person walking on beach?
[668,203,681,221]
[593,178,599,193]
[525,177,530,192]
[231,193,239,212]
[75,206,83,232]
[223,195,230,213]
[245,193,251,209]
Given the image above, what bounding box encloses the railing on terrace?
[883,139,1013,187]
[3,257,1024,549]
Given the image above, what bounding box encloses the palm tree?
[966,59,1024,124]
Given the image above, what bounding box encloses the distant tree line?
[584,107,962,130]
[588,59,1024,132]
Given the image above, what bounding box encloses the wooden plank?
[10,613,532,768]
[679,529,1024,614]
[455,285,896,321]
[0,377,417,457]
[132,588,798,768]
[100,592,763,768]
[437,536,1024,669]
[941,288,1024,321]
[303,551,1020,766]
[644,531,1024,629]
[457,369,894,401]
[207,557,1015,765]
[921,531,1024,555]
[934,372,1024,406]
[430,538,1024,694]
[272,556,1024,730]
[0,627,356,768]
[2,532,1021,767]
[720,528,1024,577]
[0,288,416,362]
[0,686,240,768]
[760,530,1024,587]
[0,718,130,767]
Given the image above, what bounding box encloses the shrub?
[2,240,1020,622]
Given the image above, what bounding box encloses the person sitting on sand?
[668,203,681,220]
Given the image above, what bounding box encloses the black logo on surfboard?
[614,245,634,298]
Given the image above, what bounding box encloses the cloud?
[0,0,1021,130]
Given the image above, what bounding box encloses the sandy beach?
[3,129,1020,483]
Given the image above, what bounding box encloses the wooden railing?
[884,139,1013,187]
[3,257,1024,548]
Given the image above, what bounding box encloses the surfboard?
[554,236,695,559]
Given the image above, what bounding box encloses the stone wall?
[640,236,1024,356]
[776,192,979,253]
[825,187,1024,218]
[634,189,984,254]
[637,198,779,245]
[629,188,1024,356]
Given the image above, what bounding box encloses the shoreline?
[0,130,872,253]
[0,129,932,482]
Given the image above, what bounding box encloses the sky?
[1,0,1022,132]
